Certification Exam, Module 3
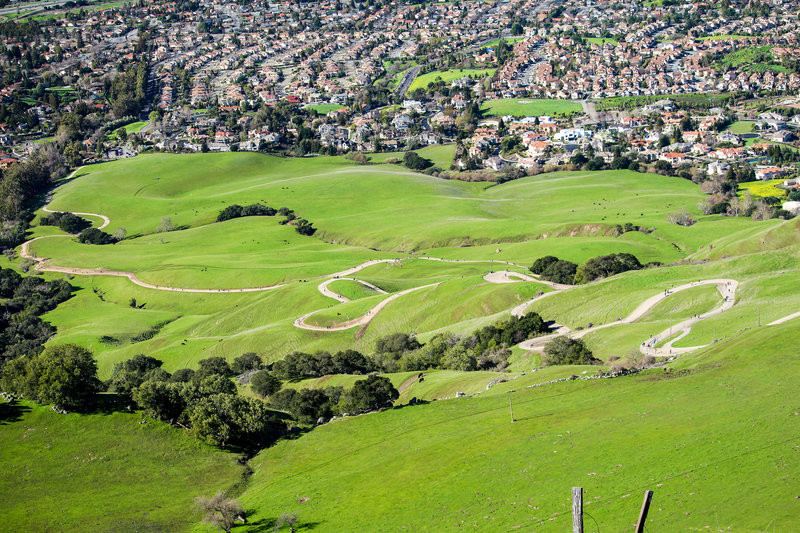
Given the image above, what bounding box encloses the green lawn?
[726,120,755,134]
[596,93,732,110]
[699,34,751,40]
[481,37,524,48]
[0,400,243,532]
[481,98,582,117]
[108,120,147,139]
[408,68,496,93]
[304,104,347,115]
[368,144,456,169]
[586,37,618,46]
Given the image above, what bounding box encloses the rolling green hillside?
[238,323,800,532]
[2,151,800,533]
[9,152,789,376]
[0,401,244,532]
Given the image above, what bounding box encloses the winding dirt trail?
[41,205,111,230]
[484,269,572,290]
[517,279,740,356]
[318,277,388,303]
[18,205,800,349]
[293,282,441,331]
[21,209,288,294]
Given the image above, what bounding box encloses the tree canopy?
[1,344,101,410]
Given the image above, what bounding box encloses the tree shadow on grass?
[82,392,133,415]
[244,516,322,532]
[0,400,30,425]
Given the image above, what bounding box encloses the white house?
[554,128,592,142]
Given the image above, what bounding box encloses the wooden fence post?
[508,395,514,423]
[635,490,654,533]
[572,486,583,533]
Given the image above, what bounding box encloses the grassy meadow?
[108,120,147,139]
[237,322,800,532]
[726,120,756,133]
[0,400,244,532]
[304,104,347,115]
[368,143,456,169]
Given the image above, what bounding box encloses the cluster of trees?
[699,165,784,220]
[39,211,117,244]
[574,253,644,284]
[613,222,649,236]
[216,203,278,222]
[268,374,398,424]
[765,144,800,166]
[109,354,284,449]
[569,150,641,173]
[0,145,68,251]
[104,60,149,119]
[531,253,648,285]
[3,349,280,449]
[403,151,433,171]
[530,255,578,284]
[542,336,598,366]
[215,203,316,236]
[1,344,101,410]
[39,211,91,234]
[2,342,400,450]
[77,227,116,244]
[271,349,374,381]
[373,312,550,372]
[0,266,73,366]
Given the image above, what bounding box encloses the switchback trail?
[517,279,740,358]
[17,207,800,353]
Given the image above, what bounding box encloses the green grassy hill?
[0,400,244,532]
[3,150,800,532]
[238,322,800,531]
[10,152,789,376]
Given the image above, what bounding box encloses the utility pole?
[635,490,654,533]
[572,487,583,533]
[508,394,515,423]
